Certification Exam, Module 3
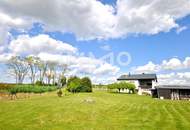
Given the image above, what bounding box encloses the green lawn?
[0,90,190,130]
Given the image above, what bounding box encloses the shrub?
[57,89,63,97]
[67,77,81,93]
[67,76,92,93]
[35,80,44,86]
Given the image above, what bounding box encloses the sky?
[0,0,190,84]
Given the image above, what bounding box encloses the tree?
[60,75,66,87]
[7,56,29,84]
[26,56,39,85]
[67,76,93,93]
[47,62,57,85]
[67,76,81,93]
[80,77,92,92]
[37,60,48,84]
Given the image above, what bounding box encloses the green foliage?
[35,80,44,86]
[0,83,15,90]
[7,85,57,95]
[67,76,92,93]
[80,77,92,92]
[57,89,63,97]
[107,82,136,94]
[67,76,81,93]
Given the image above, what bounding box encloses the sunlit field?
[0,90,190,130]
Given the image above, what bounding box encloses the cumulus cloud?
[0,0,116,40]
[133,57,190,73]
[133,61,160,73]
[0,0,190,40]
[9,34,77,55]
[0,11,31,52]
[38,53,119,78]
[161,58,183,70]
[94,63,119,75]
[158,72,190,85]
[115,0,190,37]
[0,33,120,84]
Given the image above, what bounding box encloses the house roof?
[156,85,190,89]
[117,73,157,80]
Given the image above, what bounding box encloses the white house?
[117,73,157,95]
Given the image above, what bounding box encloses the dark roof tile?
[117,73,157,80]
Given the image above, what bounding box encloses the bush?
[67,76,92,93]
[35,80,44,86]
[67,76,81,93]
[57,89,63,97]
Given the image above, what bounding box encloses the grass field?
[0,90,190,130]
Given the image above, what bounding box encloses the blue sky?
[0,0,190,84]
[14,16,190,74]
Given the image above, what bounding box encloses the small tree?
[26,56,39,85]
[36,60,48,84]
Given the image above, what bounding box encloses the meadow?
[0,90,190,130]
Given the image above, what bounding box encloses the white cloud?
[0,0,190,40]
[0,53,13,63]
[100,44,111,51]
[94,63,119,75]
[157,72,190,85]
[161,58,183,70]
[0,0,116,40]
[9,34,77,55]
[183,57,190,68]
[132,57,190,73]
[91,75,117,85]
[0,11,31,52]
[133,61,160,73]
[115,0,190,37]
[37,52,119,84]
[176,26,188,34]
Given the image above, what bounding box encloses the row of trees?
[107,82,136,94]
[7,56,68,85]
